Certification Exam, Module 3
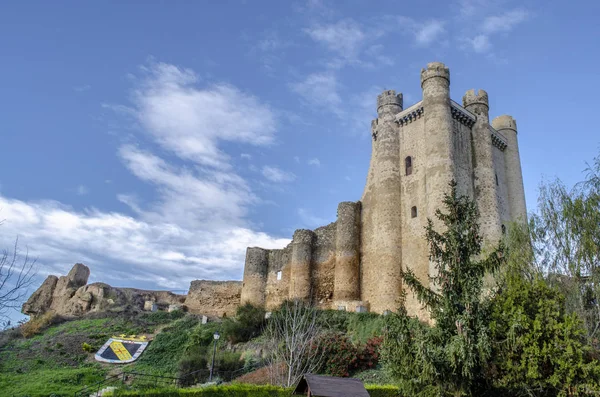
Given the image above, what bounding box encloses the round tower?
[241,247,269,307]
[334,201,361,302]
[360,89,403,314]
[463,89,503,244]
[493,115,527,222]
[289,229,314,301]
[420,62,456,291]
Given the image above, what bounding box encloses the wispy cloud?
[395,17,446,47]
[75,185,89,196]
[262,166,296,183]
[290,72,343,117]
[73,84,91,92]
[307,158,320,167]
[240,153,252,160]
[0,61,292,299]
[127,61,277,169]
[304,19,366,60]
[482,9,528,34]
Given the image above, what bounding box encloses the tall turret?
[334,201,361,302]
[493,115,527,222]
[463,89,503,244]
[240,247,269,306]
[360,89,403,313]
[289,229,314,301]
[420,62,456,287]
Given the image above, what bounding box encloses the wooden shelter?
[292,374,370,397]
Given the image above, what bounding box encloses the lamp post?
[209,331,220,382]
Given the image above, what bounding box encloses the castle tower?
[493,115,527,222]
[360,90,404,313]
[334,201,361,302]
[288,229,314,301]
[463,89,503,244]
[420,62,456,286]
[240,247,269,306]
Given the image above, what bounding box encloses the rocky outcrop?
[22,263,241,319]
[22,264,185,319]
[184,280,242,317]
[21,275,58,317]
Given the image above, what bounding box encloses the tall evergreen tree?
[382,180,504,396]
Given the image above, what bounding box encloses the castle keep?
[241,62,527,318]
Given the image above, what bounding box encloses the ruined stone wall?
[240,247,269,307]
[312,222,337,308]
[452,119,476,199]
[265,246,292,310]
[334,202,361,304]
[185,280,241,317]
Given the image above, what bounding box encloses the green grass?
[0,366,106,397]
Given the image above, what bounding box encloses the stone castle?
[240,62,527,319]
[23,62,527,321]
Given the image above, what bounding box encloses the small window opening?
[405,156,413,176]
[495,173,499,186]
[276,271,282,281]
[501,224,506,235]
[411,206,418,218]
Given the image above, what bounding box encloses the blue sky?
[1,0,599,320]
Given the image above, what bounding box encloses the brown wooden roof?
[292,374,370,397]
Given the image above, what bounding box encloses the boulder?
[22,275,58,317]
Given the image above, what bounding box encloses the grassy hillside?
[0,311,186,396]
[0,308,390,396]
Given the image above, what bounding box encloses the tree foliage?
[533,153,600,342]
[488,222,600,396]
[382,181,504,396]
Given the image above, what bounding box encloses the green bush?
[111,384,290,396]
[109,384,398,397]
[365,385,401,397]
[221,303,266,344]
[178,351,208,384]
[82,342,94,353]
[216,352,244,373]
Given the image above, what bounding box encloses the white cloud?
[482,9,528,34]
[304,19,366,59]
[129,62,277,168]
[394,17,446,47]
[462,8,528,54]
[414,20,446,46]
[75,185,89,196]
[290,72,343,117]
[293,156,300,163]
[0,61,292,309]
[468,34,492,53]
[262,166,296,183]
[307,158,320,167]
[240,153,252,160]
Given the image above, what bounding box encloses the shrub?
[216,352,244,373]
[222,303,266,344]
[318,332,359,377]
[365,385,401,397]
[110,384,290,396]
[178,352,208,386]
[20,311,57,338]
[356,336,383,371]
[82,342,94,353]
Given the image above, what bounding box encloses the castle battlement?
[241,62,528,320]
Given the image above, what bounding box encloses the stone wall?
[185,280,242,317]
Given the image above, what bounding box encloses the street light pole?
[209,331,220,382]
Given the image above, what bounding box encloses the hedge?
[109,384,401,396]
